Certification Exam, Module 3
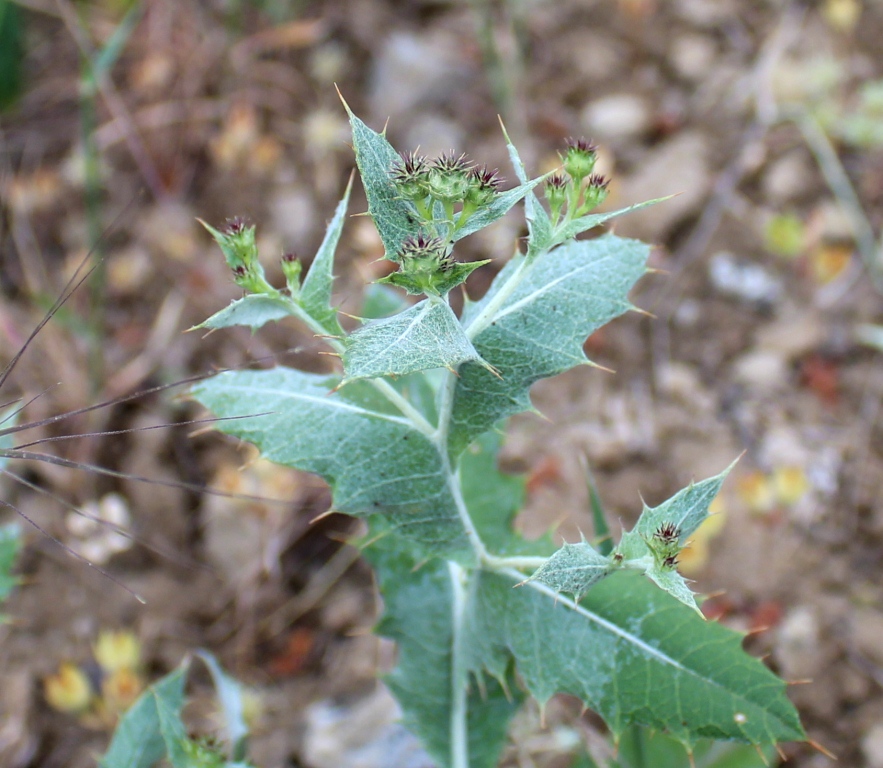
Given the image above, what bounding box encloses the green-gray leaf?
[503,131,553,252]
[366,540,521,768]
[343,298,490,382]
[99,661,189,768]
[552,198,670,246]
[300,175,352,336]
[194,295,294,331]
[466,570,805,749]
[526,541,612,600]
[449,234,649,458]
[192,368,472,558]
[452,176,546,242]
[361,283,411,319]
[645,566,701,615]
[344,104,421,260]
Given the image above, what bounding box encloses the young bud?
[581,173,610,212]
[545,173,568,208]
[281,252,302,295]
[200,218,278,296]
[561,137,598,181]
[390,151,431,202]
[464,165,502,209]
[649,522,682,570]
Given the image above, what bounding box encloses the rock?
[612,131,711,241]
[864,724,883,768]
[774,605,822,680]
[303,686,433,768]
[852,607,883,667]
[763,150,815,204]
[670,34,717,82]
[580,93,652,141]
[731,350,789,391]
[708,251,783,305]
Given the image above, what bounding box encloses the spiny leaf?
[196,650,249,759]
[449,234,649,458]
[502,129,553,252]
[193,295,294,331]
[466,570,805,750]
[300,175,352,336]
[343,104,422,259]
[343,298,490,382]
[361,283,411,319]
[645,566,701,615]
[526,541,612,600]
[192,368,473,559]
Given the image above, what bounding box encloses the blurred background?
[2,0,883,765]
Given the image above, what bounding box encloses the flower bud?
[390,151,431,201]
[281,252,302,294]
[561,138,598,181]
[581,173,609,212]
[464,165,502,208]
[426,152,473,203]
[544,173,569,209]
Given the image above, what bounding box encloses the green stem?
[447,562,470,768]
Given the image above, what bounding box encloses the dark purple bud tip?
[546,173,568,190]
[587,173,609,189]
[432,151,472,174]
[654,522,681,543]
[282,252,298,263]
[469,165,503,190]
[663,554,680,569]
[232,265,247,277]
[391,151,428,180]
[224,216,250,235]
[565,137,598,155]
[401,233,445,257]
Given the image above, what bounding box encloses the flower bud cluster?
[390,151,503,227]
[544,138,610,224]
[379,234,488,296]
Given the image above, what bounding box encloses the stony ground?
[2,1,883,766]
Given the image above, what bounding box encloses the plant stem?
[463,253,532,340]
[447,561,470,768]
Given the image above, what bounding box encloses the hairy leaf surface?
[449,234,649,457]
[343,298,488,381]
[527,541,611,600]
[195,295,293,331]
[192,368,472,558]
[466,570,805,749]
[344,106,420,260]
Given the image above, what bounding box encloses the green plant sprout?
[191,101,805,767]
[98,650,254,768]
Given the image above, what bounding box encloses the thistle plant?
[191,103,805,766]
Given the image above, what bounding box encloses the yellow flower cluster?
[44,629,144,728]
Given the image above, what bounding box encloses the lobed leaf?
[192,368,473,559]
[343,298,490,382]
[526,541,612,600]
[196,650,250,759]
[552,198,671,246]
[466,570,805,750]
[503,130,553,252]
[449,234,649,458]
